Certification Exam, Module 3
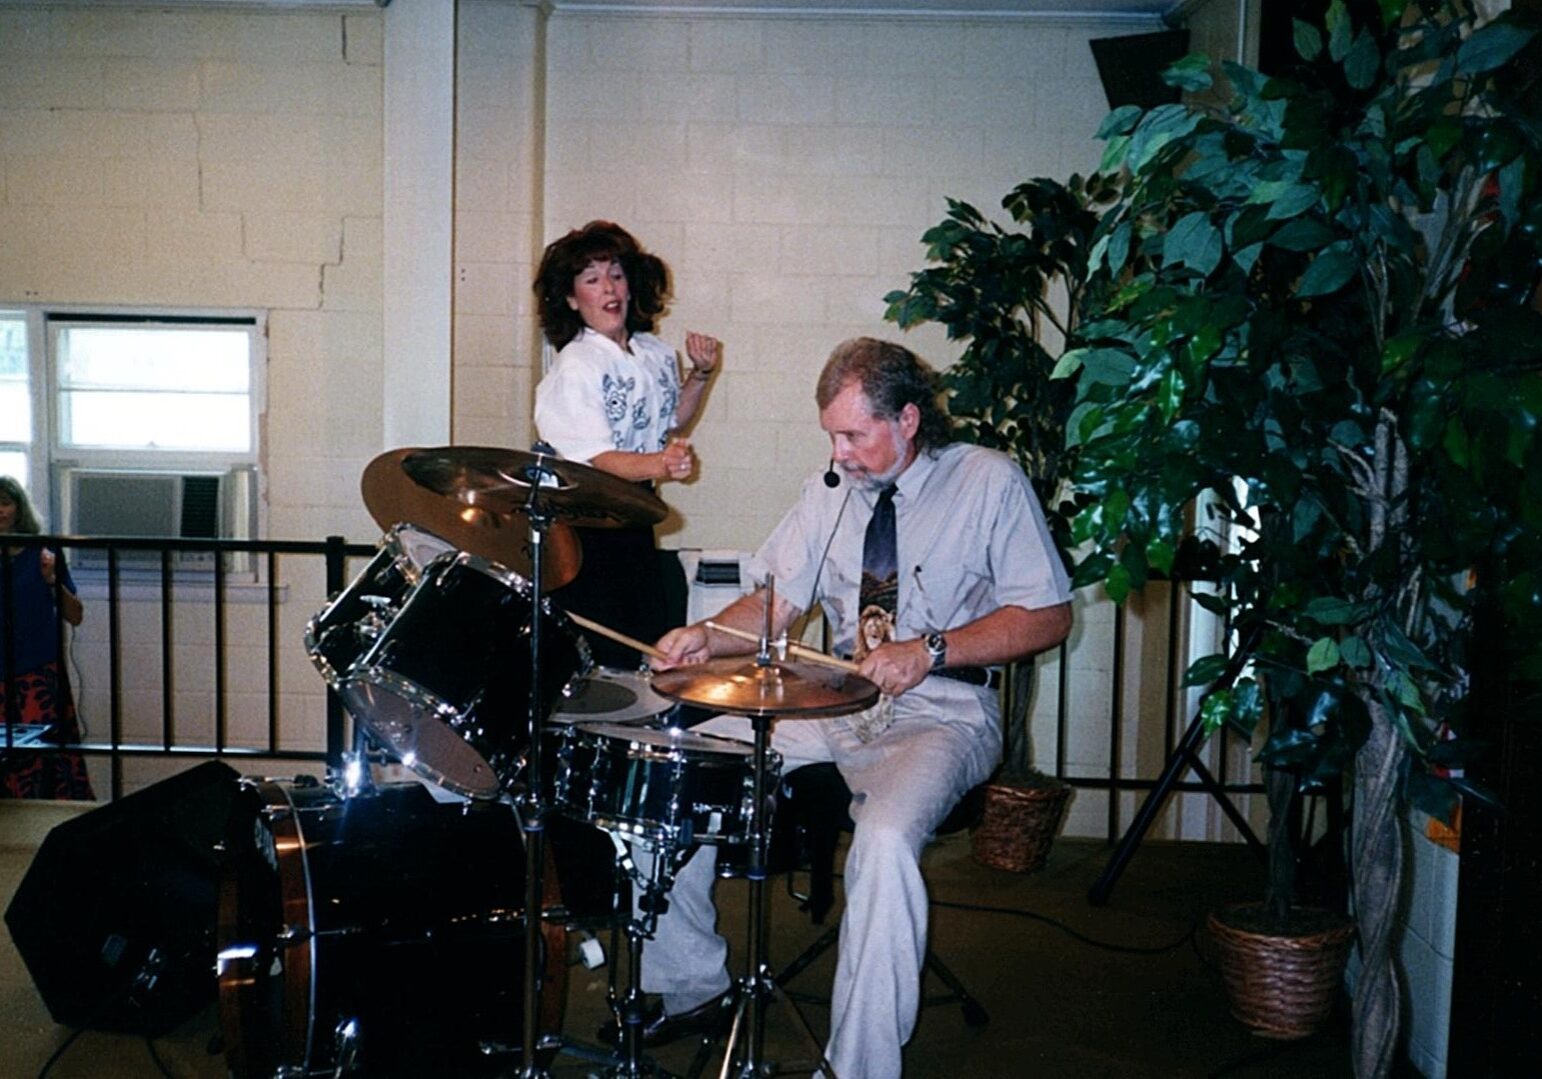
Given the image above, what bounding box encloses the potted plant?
[1052,1,1540,1073]
[884,174,1122,870]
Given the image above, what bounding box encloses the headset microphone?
[824,459,840,488]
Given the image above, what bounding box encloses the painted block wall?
[2,1,1264,837]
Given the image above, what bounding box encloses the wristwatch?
[923,631,947,671]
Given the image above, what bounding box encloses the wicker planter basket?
[968,777,1071,873]
[1207,903,1356,1040]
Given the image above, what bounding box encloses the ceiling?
[1,0,1180,18]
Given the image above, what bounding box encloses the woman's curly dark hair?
[532,221,671,350]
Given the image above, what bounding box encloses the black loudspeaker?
[1089,29,1192,110]
[5,760,240,1035]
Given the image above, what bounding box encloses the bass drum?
[341,552,592,799]
[304,524,456,687]
[217,779,576,1078]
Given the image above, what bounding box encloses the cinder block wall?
[3,1,1261,841]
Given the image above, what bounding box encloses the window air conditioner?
[58,468,254,570]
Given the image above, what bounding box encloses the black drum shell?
[341,554,592,799]
[217,780,604,1078]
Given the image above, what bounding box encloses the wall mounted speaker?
[1089,29,1192,110]
[5,760,240,1035]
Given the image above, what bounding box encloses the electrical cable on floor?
[930,896,1200,954]
[36,1026,86,1079]
[143,1035,176,1079]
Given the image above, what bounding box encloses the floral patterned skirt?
[1,661,96,800]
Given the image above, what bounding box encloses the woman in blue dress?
[0,476,94,799]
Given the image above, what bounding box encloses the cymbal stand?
[512,450,560,1078]
[710,577,837,1079]
[601,834,692,1076]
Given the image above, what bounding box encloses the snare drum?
[340,552,592,800]
[304,524,456,687]
[552,723,773,850]
[217,779,565,1078]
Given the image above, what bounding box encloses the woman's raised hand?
[684,332,721,380]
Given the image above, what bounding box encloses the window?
[0,306,264,553]
[0,310,33,486]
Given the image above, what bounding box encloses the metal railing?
[3,536,1263,841]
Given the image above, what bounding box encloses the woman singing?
[533,221,720,668]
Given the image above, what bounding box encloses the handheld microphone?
[824,459,840,488]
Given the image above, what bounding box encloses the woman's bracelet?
[688,366,713,383]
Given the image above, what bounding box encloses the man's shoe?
[597,990,733,1048]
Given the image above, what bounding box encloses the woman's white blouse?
[534,328,682,463]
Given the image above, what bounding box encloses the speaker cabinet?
[5,761,240,1035]
[1089,29,1192,110]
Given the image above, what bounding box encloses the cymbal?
[400,445,667,530]
[361,448,582,589]
[652,657,880,718]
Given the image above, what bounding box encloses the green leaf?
[1146,535,1175,575]
[1162,52,1214,93]
[1326,0,1351,62]
[1096,105,1144,140]
[1200,689,1233,734]
[1107,222,1131,276]
[1163,212,1223,277]
[1269,217,1336,252]
[1105,560,1131,604]
[1099,134,1131,173]
[1304,596,1361,624]
[1184,652,1230,687]
[1293,18,1322,61]
[1296,241,1357,297]
[1055,347,1136,385]
[1380,334,1421,374]
[1306,636,1340,674]
[1260,183,1321,221]
[1456,19,1536,76]
[1340,635,1372,668]
[1344,30,1381,90]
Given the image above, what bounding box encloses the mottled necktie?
[852,483,898,741]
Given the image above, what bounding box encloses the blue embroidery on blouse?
[602,373,635,449]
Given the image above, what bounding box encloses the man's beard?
[844,423,911,491]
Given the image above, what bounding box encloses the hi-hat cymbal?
[652,658,879,718]
[400,446,668,530]
[361,447,582,589]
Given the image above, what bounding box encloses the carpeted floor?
[2,794,1355,1079]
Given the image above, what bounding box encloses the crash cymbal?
[399,445,668,530]
[652,657,879,718]
[361,448,582,589]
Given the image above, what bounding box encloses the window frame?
[0,303,267,544]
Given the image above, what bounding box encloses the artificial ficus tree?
[1055,2,1540,1075]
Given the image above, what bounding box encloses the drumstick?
[703,620,862,674]
[564,610,669,662]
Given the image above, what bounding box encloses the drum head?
[579,722,755,757]
[550,667,676,725]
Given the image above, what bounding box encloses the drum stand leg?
[597,836,688,1078]
[700,714,836,1079]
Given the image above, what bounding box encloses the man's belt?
[934,666,1002,691]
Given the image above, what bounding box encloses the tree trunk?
[1350,696,1406,1079]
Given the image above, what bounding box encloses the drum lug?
[331,1016,362,1077]
[275,922,310,945]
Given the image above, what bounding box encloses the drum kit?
[215,445,878,1078]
